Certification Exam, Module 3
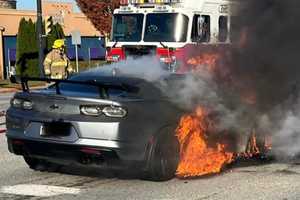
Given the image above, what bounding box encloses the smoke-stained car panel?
[6,71,184,181]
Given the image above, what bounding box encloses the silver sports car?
[6,70,183,181]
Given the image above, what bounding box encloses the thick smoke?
[228,0,300,157]
[230,0,300,112]
[90,56,168,81]
[159,0,300,157]
[88,0,300,157]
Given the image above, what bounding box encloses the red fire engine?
[106,0,237,73]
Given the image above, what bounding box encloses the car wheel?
[146,127,180,181]
[23,156,62,172]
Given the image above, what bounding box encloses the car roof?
[70,68,187,85]
[67,70,187,99]
[70,72,143,85]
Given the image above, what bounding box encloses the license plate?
[41,122,71,137]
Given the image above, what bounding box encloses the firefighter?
[43,39,74,79]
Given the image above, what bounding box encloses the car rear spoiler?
[20,77,139,98]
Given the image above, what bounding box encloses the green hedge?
[16,17,65,77]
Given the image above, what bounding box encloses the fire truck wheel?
[146,127,180,181]
[23,156,62,172]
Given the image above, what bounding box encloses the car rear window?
[52,83,131,99]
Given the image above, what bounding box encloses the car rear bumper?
[5,110,151,162]
[6,128,148,165]
[8,137,118,167]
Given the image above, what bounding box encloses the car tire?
[23,156,62,172]
[145,127,180,181]
[23,156,39,170]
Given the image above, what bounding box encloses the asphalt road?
[0,92,300,200]
[0,92,13,110]
[0,92,13,129]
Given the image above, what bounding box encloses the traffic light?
[45,16,53,35]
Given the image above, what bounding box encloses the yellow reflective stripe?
[51,61,67,67]
[44,58,52,63]
[51,74,63,79]
[67,67,74,72]
[44,69,51,74]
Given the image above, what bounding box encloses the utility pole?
[37,0,44,78]
[0,26,5,80]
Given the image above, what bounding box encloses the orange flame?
[177,52,273,178]
[176,106,234,178]
[264,135,272,151]
[236,130,273,160]
[244,130,261,158]
[187,53,220,73]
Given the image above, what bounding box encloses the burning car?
[5,70,184,181]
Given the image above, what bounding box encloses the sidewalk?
[0,85,47,93]
[0,87,19,93]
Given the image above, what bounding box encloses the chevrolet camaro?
[6,70,184,181]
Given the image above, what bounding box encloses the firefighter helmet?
[52,39,65,49]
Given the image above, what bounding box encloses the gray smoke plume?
[90,56,168,82]
[87,0,300,157]
[158,0,300,157]
[228,0,300,157]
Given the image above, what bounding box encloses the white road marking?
[0,184,81,197]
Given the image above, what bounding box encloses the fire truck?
[106,0,238,72]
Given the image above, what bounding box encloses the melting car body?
[6,70,184,181]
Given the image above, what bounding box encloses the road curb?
[0,85,47,93]
[0,88,19,93]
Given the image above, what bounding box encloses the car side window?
[219,16,228,42]
[191,15,210,43]
[58,83,100,98]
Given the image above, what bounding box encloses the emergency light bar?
[120,0,183,5]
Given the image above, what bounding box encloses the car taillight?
[80,105,127,118]
[23,100,33,110]
[11,98,33,110]
[11,98,22,108]
[102,106,127,118]
[80,106,102,116]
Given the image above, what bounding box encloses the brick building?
[0,1,105,80]
[0,0,16,9]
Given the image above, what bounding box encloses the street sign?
[71,30,81,45]
[71,30,81,72]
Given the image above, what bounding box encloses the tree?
[25,19,39,77]
[16,17,66,77]
[46,21,65,52]
[16,18,39,77]
[75,0,120,35]
[16,18,27,74]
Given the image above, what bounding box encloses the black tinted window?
[46,83,132,99]
[112,14,144,42]
[144,13,189,42]
[56,83,102,98]
[219,16,228,42]
[191,15,210,43]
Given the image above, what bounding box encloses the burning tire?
[145,127,180,181]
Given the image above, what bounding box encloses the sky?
[17,0,81,12]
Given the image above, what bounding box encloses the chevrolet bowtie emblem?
[49,104,59,110]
